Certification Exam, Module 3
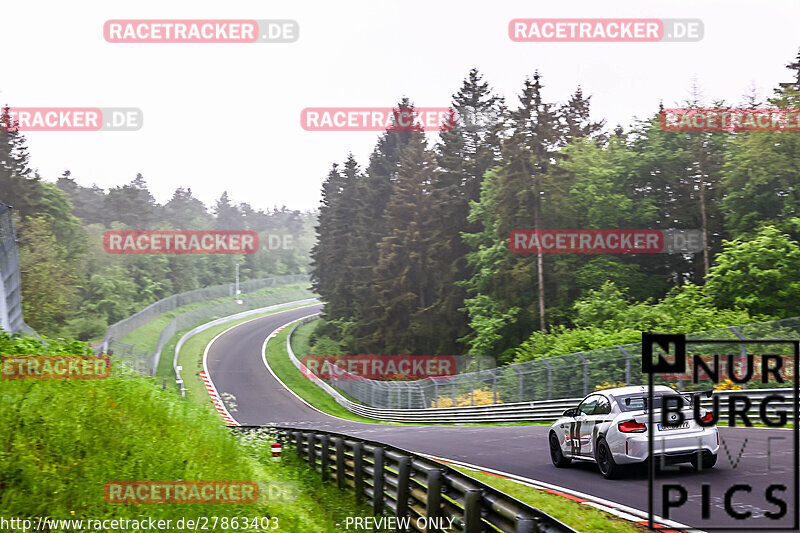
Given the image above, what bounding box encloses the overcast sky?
[2,0,799,212]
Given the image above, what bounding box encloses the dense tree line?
[0,114,315,338]
[311,49,800,363]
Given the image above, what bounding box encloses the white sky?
[1,0,798,212]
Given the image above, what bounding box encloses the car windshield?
[615,391,693,412]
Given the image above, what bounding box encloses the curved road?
[206,306,798,532]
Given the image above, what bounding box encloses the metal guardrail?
[100,274,309,355]
[282,318,796,423]
[284,317,798,424]
[100,275,311,375]
[0,204,36,336]
[172,298,319,396]
[291,313,800,409]
[234,425,577,533]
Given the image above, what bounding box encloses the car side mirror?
[563,408,576,417]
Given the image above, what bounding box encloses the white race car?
[548,385,719,479]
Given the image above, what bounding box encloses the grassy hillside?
[0,332,374,531]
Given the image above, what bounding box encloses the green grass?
[282,320,550,427]
[176,304,317,409]
[448,465,648,533]
[0,334,379,531]
[267,325,389,424]
[112,283,314,379]
[121,282,312,350]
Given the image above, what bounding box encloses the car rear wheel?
[595,438,621,479]
[691,453,717,471]
[549,432,571,467]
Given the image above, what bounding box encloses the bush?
[61,315,108,341]
[432,387,501,408]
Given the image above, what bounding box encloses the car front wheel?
[549,432,571,468]
[595,438,621,479]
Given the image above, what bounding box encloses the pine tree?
[369,131,438,353]
[461,72,563,357]
[427,69,506,353]
[348,99,423,351]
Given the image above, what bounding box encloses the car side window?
[578,396,599,415]
[594,396,611,415]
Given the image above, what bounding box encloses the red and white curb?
[199,370,238,426]
[268,323,291,338]
[422,454,699,533]
[199,307,319,427]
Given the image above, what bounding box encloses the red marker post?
[271,442,282,461]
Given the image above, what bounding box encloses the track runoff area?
[203,307,797,532]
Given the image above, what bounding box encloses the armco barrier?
[282,317,796,423]
[234,425,577,533]
[101,274,310,375]
[100,274,309,354]
[173,298,318,396]
[0,204,36,336]
[293,314,800,409]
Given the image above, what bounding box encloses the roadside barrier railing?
[101,274,310,375]
[234,425,577,533]
[173,298,319,396]
[283,318,795,423]
[0,204,36,336]
[287,314,800,411]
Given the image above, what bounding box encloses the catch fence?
[100,274,310,374]
[0,204,35,335]
[323,318,800,410]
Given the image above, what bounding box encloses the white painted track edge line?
[260,315,350,422]
[418,453,703,533]
[201,305,319,425]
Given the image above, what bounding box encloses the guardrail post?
[617,346,631,385]
[353,442,364,501]
[515,518,535,533]
[470,375,475,406]
[516,367,523,402]
[577,353,588,396]
[729,326,749,390]
[463,489,482,533]
[294,432,303,460]
[307,433,315,468]
[320,434,330,482]
[396,456,411,531]
[541,361,552,400]
[493,373,498,404]
[335,437,345,489]
[425,469,443,533]
[373,446,385,516]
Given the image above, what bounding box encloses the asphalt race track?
[207,306,799,532]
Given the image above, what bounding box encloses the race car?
[548,385,719,479]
